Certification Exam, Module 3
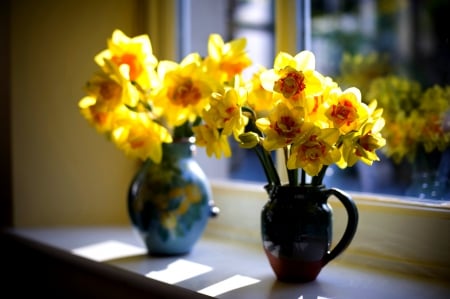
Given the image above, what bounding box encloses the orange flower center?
[99,81,121,101]
[356,133,375,156]
[91,109,109,126]
[220,61,247,77]
[330,99,357,127]
[300,135,326,161]
[274,116,301,140]
[111,53,142,81]
[170,79,201,107]
[274,70,305,98]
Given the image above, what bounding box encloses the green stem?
[312,165,328,186]
[301,169,306,186]
[288,169,298,186]
[253,147,273,185]
[243,109,280,186]
[173,121,191,140]
[264,148,281,186]
[284,146,298,186]
[173,118,201,140]
[254,145,280,186]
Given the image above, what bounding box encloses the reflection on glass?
[311,0,450,199]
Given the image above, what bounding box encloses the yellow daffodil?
[205,33,252,82]
[287,127,341,176]
[246,66,278,115]
[357,127,386,162]
[260,51,324,105]
[326,87,369,134]
[154,53,216,127]
[192,124,231,159]
[304,76,339,127]
[94,29,158,92]
[82,73,123,110]
[421,114,448,152]
[78,70,141,132]
[418,85,450,153]
[79,99,115,133]
[336,99,386,167]
[338,119,386,168]
[203,87,248,138]
[381,113,416,163]
[111,111,172,163]
[256,102,314,151]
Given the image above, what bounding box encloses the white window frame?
[145,0,450,280]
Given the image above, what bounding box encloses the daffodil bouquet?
[79,29,386,187]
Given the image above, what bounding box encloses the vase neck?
[265,184,327,202]
[161,141,195,160]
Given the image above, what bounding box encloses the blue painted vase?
[128,139,219,256]
[261,184,358,282]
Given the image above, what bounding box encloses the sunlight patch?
[146,259,213,284]
[71,240,147,262]
[197,274,260,297]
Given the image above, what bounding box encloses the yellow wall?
[10,0,145,226]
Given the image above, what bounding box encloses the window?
[178,0,449,201]
[309,0,450,200]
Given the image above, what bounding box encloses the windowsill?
[2,181,448,298]
[2,226,449,299]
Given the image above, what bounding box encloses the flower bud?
[238,132,260,149]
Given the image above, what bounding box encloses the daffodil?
[256,102,314,151]
[95,29,158,92]
[304,76,339,127]
[260,51,324,105]
[111,111,172,163]
[203,86,248,138]
[154,53,216,127]
[287,127,341,176]
[205,33,252,82]
[338,120,386,168]
[191,124,231,159]
[78,70,140,132]
[326,87,369,134]
[246,66,278,115]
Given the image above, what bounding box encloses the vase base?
[264,249,322,282]
[146,250,191,257]
[144,242,194,257]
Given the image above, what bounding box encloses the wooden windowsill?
[1,226,449,299]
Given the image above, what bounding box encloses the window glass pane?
[181,0,274,183]
[312,0,450,200]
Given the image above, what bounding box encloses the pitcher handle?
[323,187,359,266]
